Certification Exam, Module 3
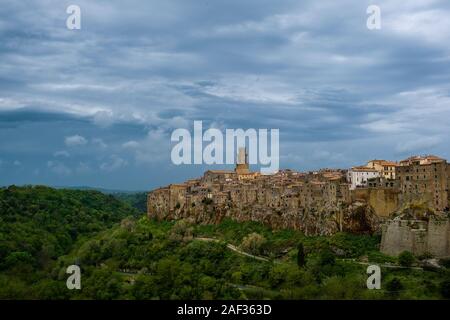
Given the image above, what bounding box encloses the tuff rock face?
[148,198,382,236]
[342,202,382,235]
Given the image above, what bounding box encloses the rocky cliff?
[148,196,383,236]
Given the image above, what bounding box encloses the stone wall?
[380,218,450,257]
[427,219,449,256]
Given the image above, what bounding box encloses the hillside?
[53,218,450,299]
[0,185,140,298]
[1,186,449,299]
[52,185,146,195]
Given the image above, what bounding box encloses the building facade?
[347,166,380,190]
[396,155,449,212]
[367,160,397,180]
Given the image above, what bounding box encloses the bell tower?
[235,147,250,174]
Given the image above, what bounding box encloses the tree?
[81,268,123,299]
[386,277,403,296]
[120,217,136,232]
[297,242,306,268]
[4,251,35,270]
[398,251,415,267]
[169,219,194,242]
[319,250,336,266]
[240,233,266,256]
[440,279,450,299]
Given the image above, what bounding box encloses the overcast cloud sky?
[1,0,450,190]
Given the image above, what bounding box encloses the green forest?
[1,185,450,299]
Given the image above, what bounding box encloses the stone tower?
[235,147,250,174]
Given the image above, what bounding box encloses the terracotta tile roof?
[205,170,236,174]
[380,161,398,166]
[351,166,379,172]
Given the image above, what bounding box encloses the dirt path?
[195,237,270,262]
[197,237,425,270]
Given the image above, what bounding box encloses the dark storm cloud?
[0,108,85,124]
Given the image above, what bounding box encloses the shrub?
[439,258,450,269]
[367,251,396,264]
[398,251,415,267]
[202,198,213,205]
[417,252,433,261]
[319,250,336,266]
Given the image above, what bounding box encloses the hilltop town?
[148,148,450,257]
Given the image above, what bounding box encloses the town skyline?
[1,151,448,192]
[148,152,449,236]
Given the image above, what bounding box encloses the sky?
[1,0,450,191]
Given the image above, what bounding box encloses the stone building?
[367,160,398,180]
[235,147,250,174]
[203,170,236,184]
[396,155,448,212]
[347,166,380,190]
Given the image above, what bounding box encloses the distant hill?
[52,185,147,194]
[53,187,148,212]
[113,192,147,213]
